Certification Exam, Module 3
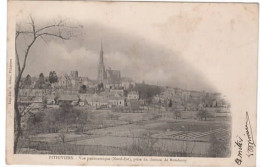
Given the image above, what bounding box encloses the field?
[19,107,231,157]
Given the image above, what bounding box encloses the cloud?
[21,23,215,92]
[24,41,99,79]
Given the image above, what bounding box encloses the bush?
[25,104,88,135]
[174,110,182,119]
[208,134,231,157]
[196,108,212,121]
[127,131,159,156]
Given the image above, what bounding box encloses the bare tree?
[14,16,77,153]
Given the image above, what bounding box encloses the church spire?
[97,41,106,82]
[99,41,104,64]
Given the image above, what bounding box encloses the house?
[18,96,34,105]
[57,94,79,105]
[32,96,43,103]
[109,89,124,97]
[174,88,183,96]
[58,74,72,89]
[120,77,136,90]
[45,94,59,107]
[109,96,125,107]
[78,94,89,102]
[181,90,190,101]
[127,91,139,100]
[189,90,205,100]
[139,99,145,105]
[20,88,45,97]
[152,95,161,104]
[88,94,109,109]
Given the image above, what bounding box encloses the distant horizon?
[21,70,222,94]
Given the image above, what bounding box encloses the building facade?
[97,43,121,87]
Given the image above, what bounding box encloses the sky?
[13,2,258,93]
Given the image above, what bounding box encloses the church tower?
[97,42,107,83]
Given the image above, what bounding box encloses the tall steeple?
[97,41,107,83]
[99,41,104,65]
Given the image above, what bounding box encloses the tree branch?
[35,19,65,33]
[36,32,71,40]
[39,35,47,44]
[16,31,33,35]
[14,16,79,154]
[15,34,21,73]
[21,105,33,117]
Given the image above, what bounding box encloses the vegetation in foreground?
[17,102,231,157]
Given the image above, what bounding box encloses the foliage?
[208,134,231,157]
[97,83,104,92]
[25,104,88,135]
[23,74,32,88]
[132,83,163,100]
[49,71,58,84]
[79,84,87,93]
[196,108,212,121]
[174,110,182,119]
[168,99,173,107]
[27,111,46,126]
[35,73,50,89]
[14,16,78,153]
[38,73,45,86]
[128,131,159,156]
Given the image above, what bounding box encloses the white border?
[0,1,259,167]
[0,0,7,167]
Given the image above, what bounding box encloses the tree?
[79,84,87,93]
[27,111,46,127]
[23,74,32,88]
[36,73,45,89]
[58,101,79,132]
[168,99,173,108]
[146,96,153,111]
[174,110,181,119]
[208,134,231,157]
[49,71,58,84]
[133,83,163,100]
[76,112,88,133]
[97,82,104,92]
[14,16,76,153]
[196,108,212,121]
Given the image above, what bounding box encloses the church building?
[97,43,121,86]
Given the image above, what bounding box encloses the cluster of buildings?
[49,43,136,91]
[18,43,229,112]
[19,43,142,111]
[19,88,141,111]
[58,71,95,90]
[153,87,229,110]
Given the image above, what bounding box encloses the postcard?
[6,1,258,166]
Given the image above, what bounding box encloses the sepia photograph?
[6,1,258,166]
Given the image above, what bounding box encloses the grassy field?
[20,106,231,157]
